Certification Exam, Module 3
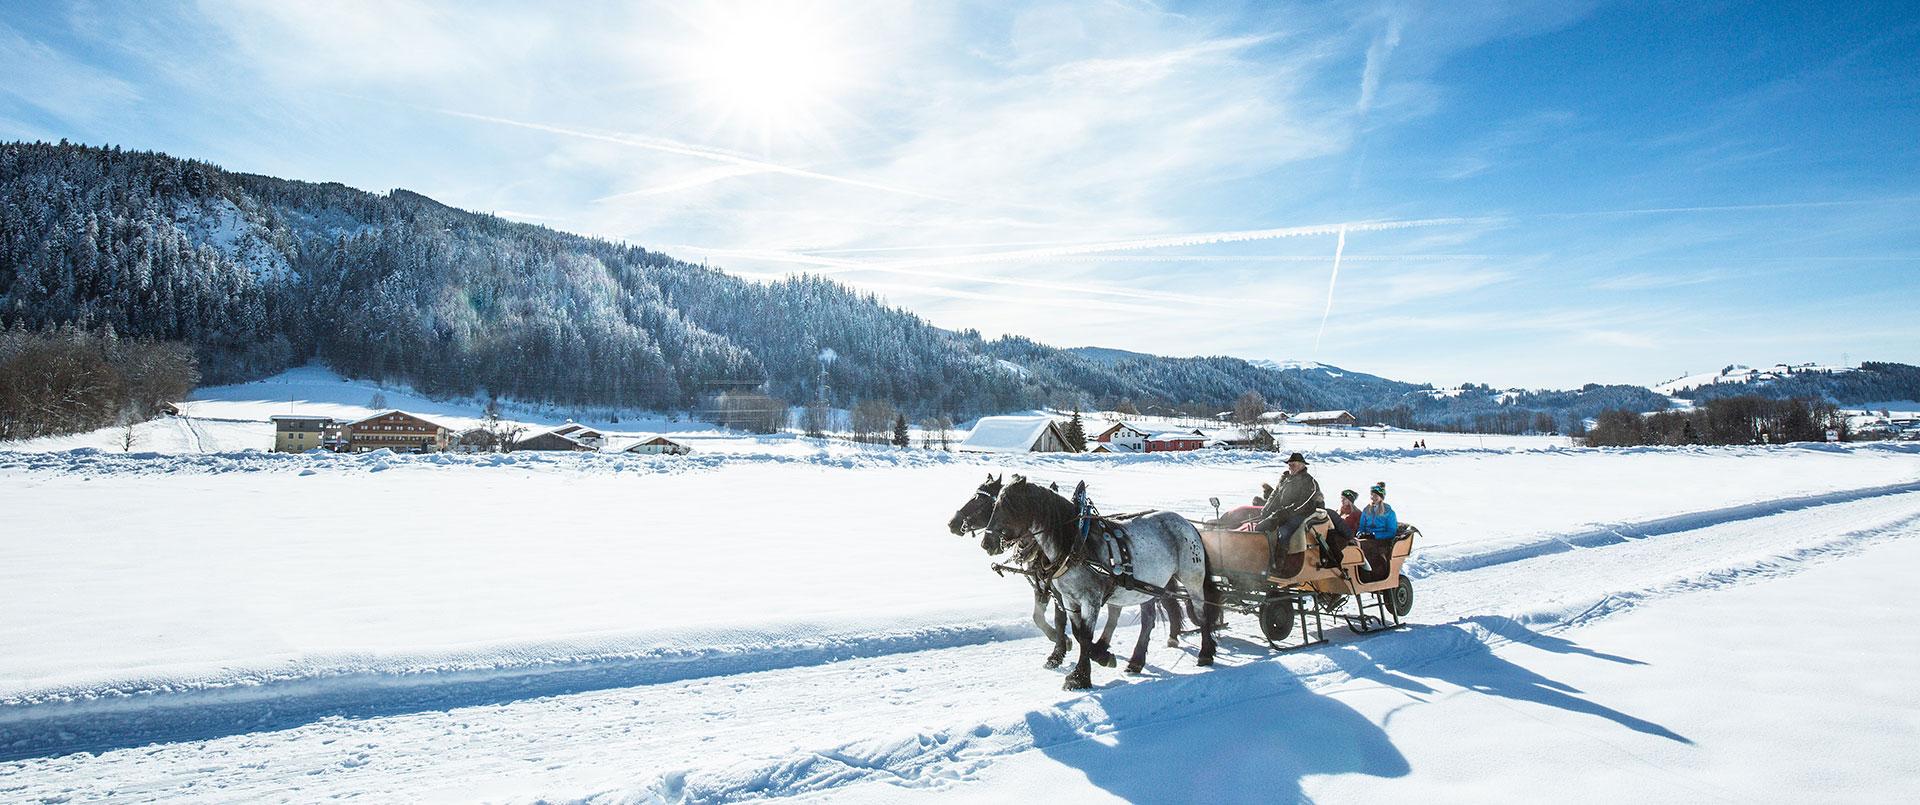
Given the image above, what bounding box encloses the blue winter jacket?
[1357,503,1398,539]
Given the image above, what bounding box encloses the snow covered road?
[3,445,1917,802]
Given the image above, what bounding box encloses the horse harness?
[990,483,1178,600]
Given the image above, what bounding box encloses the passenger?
[1336,489,1362,533]
[1356,483,1398,542]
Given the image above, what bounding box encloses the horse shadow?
[1025,660,1409,803]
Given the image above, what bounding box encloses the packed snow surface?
[3,367,1918,801]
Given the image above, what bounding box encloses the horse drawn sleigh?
[1197,501,1417,649]
[949,473,1418,689]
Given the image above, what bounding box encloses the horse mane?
[998,478,1081,558]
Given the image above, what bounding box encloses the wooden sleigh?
[1199,510,1418,649]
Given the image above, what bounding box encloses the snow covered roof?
[958,416,1071,453]
[1291,410,1354,422]
[535,423,604,440]
[268,414,335,422]
[610,434,690,452]
[1195,427,1256,441]
[1148,432,1201,441]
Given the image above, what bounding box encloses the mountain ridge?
[2,141,1911,434]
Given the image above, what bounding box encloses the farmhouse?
[270,415,338,453]
[1290,410,1356,427]
[511,429,597,452]
[1091,421,1150,453]
[341,411,453,453]
[549,423,608,448]
[1193,427,1274,450]
[958,416,1080,453]
[616,435,693,455]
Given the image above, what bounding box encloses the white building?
[1091,421,1150,453]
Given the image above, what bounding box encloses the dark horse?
[948,475,1182,669]
[984,476,1219,689]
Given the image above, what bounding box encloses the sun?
[680,3,855,140]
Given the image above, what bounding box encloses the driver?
[1253,453,1344,569]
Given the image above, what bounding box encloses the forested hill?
[1672,363,1920,407]
[0,140,1374,417]
[0,141,1882,431]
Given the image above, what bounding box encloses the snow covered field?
[2,429,1918,801]
[3,367,1919,801]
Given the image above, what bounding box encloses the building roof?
[1093,421,1150,440]
[611,434,691,452]
[268,414,336,422]
[958,416,1075,453]
[1290,410,1354,422]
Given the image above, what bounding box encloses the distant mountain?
[5,140,1898,434]
[1658,362,1920,405]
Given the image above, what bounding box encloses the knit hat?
[1340,489,1358,501]
[1369,482,1386,497]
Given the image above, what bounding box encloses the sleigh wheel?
[1259,594,1296,644]
[1389,576,1413,617]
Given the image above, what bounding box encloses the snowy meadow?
[2,378,1918,802]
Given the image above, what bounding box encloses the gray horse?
[949,474,1175,669]
[984,476,1219,689]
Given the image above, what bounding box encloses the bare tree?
[802,401,832,438]
[1233,390,1267,425]
[850,399,896,444]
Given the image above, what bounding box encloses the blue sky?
[2,0,1916,389]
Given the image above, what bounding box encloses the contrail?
[436,108,958,203]
[846,216,1487,271]
[1313,224,1347,352]
[683,215,1486,309]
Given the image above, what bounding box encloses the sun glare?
[682,4,854,139]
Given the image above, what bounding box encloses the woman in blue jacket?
[1356,482,1397,541]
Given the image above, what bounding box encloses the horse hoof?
[1196,652,1215,667]
[1094,654,1116,668]
[1063,675,1092,691]
[1165,639,1179,648]
[1124,662,1144,675]
[1043,657,1064,669]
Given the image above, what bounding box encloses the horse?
[947,474,1180,669]
[984,476,1219,689]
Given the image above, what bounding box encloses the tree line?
[1585,396,1849,447]
[0,323,195,441]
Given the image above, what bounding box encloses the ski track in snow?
[4,480,1919,802]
